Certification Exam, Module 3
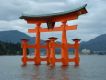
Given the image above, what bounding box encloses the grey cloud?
[0,0,85,20]
[0,0,28,20]
[0,0,65,20]
[32,0,65,3]
[69,0,106,41]
[0,20,28,33]
[0,0,106,41]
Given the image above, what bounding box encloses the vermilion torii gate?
[20,4,87,66]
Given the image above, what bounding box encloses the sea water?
[0,55,106,80]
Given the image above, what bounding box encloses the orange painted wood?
[27,45,36,48]
[21,5,87,66]
[28,25,77,33]
[25,14,78,24]
[49,37,57,66]
[67,44,75,48]
[41,58,47,61]
[27,58,34,61]
[25,44,47,49]
[73,39,80,66]
[45,40,50,65]
[55,59,62,62]
[20,4,87,24]
[54,44,62,48]
[34,24,41,65]
[61,22,69,66]
[21,39,28,65]
[40,45,47,48]
[68,58,75,62]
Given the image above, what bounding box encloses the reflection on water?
[20,65,80,80]
[0,55,106,80]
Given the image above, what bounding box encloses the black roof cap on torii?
[20,4,87,19]
[20,4,87,29]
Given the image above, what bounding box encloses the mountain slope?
[0,30,30,43]
[0,30,106,52]
[0,30,45,44]
[80,34,106,51]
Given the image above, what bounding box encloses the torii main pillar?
[34,23,41,65]
[61,21,69,66]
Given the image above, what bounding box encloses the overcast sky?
[0,0,106,42]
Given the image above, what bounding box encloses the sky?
[0,0,106,42]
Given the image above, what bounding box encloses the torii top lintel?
[20,4,87,23]
[20,4,87,29]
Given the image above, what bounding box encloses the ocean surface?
[0,55,106,80]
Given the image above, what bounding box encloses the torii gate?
[20,4,87,66]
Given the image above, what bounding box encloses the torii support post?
[34,23,41,65]
[61,21,69,66]
[45,40,50,65]
[73,39,80,66]
[21,39,28,66]
[48,37,57,66]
